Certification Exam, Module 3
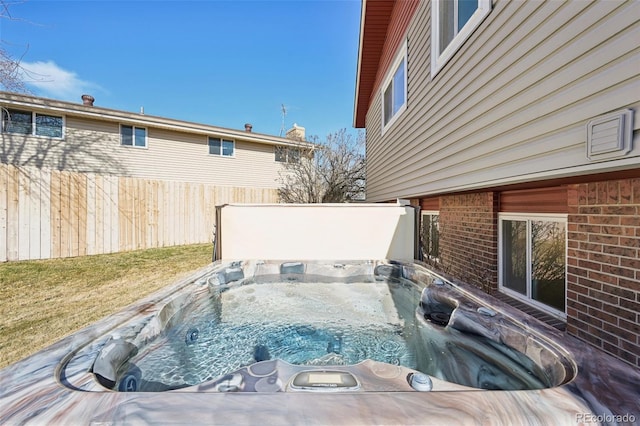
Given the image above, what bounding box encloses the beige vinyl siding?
[365,0,640,202]
[3,115,285,188]
[0,116,117,173]
[64,117,123,174]
[117,128,282,188]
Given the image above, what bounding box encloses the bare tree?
[1,0,31,93]
[278,128,366,203]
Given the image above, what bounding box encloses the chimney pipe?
[244,123,253,132]
[81,94,95,106]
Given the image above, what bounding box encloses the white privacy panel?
[219,203,416,261]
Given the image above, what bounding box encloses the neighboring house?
[0,92,310,185]
[0,91,312,261]
[354,0,640,368]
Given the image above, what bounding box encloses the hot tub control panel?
[289,370,359,391]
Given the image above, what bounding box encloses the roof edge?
[352,0,394,128]
[353,0,368,128]
[0,91,313,148]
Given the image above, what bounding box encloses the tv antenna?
[280,104,287,137]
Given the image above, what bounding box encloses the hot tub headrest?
[92,338,138,388]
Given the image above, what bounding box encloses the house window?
[2,109,63,138]
[381,40,407,133]
[209,137,234,157]
[121,125,147,147]
[421,211,440,260]
[275,146,300,163]
[431,0,491,76]
[35,114,63,138]
[499,214,567,317]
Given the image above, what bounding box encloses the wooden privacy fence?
[0,164,279,261]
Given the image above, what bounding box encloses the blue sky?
[2,0,362,139]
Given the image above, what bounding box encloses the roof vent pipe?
[244,123,253,132]
[81,94,95,106]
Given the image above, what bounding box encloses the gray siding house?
[354,0,640,368]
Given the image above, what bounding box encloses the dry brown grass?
[0,243,213,368]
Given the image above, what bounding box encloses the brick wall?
[439,192,498,293]
[567,178,640,368]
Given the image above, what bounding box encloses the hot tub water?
[110,268,554,392]
[126,281,418,389]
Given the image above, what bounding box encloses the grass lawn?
[0,243,213,369]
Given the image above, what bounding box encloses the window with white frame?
[121,125,147,147]
[499,214,567,317]
[2,109,64,138]
[209,137,234,157]
[431,0,491,76]
[381,40,407,133]
[421,211,440,261]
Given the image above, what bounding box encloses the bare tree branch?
[278,129,366,203]
[1,0,33,94]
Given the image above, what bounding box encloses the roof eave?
[353,0,368,128]
[352,0,394,129]
[0,91,313,148]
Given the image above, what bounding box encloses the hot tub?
[1,260,638,425]
[82,260,574,394]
